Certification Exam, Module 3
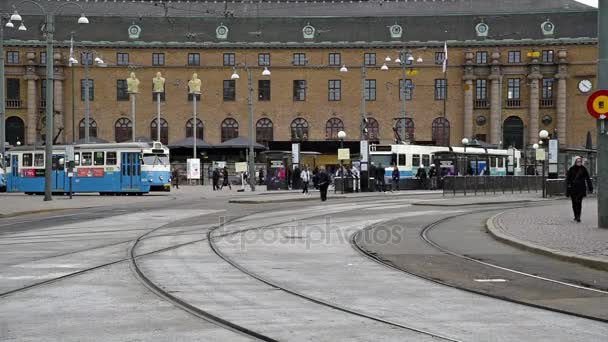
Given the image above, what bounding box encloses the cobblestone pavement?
[493,199,608,261]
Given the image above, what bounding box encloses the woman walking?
[301,166,311,195]
[566,157,593,223]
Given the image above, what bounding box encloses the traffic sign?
[586,90,608,119]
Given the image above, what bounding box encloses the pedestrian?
[312,166,319,189]
[258,168,265,185]
[212,168,220,191]
[416,164,428,189]
[376,163,386,192]
[391,163,400,192]
[369,162,376,192]
[428,164,438,190]
[207,165,213,186]
[351,165,360,192]
[566,157,593,223]
[317,167,330,201]
[221,167,232,190]
[172,167,180,189]
[301,166,311,195]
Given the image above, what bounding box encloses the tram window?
[81,152,93,166]
[490,157,496,168]
[498,158,504,168]
[398,154,406,166]
[422,155,430,167]
[412,154,420,167]
[106,152,117,165]
[23,153,33,167]
[34,153,44,167]
[5,156,9,167]
[94,152,105,166]
[74,153,80,166]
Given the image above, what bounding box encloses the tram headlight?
[149,178,153,182]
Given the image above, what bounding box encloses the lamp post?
[0,14,18,160]
[599,0,608,228]
[70,51,104,144]
[231,65,270,192]
[382,51,423,143]
[533,143,539,176]
[338,130,346,194]
[9,1,89,201]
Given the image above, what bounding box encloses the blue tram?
[4,142,170,195]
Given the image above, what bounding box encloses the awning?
[169,137,213,149]
[214,136,266,150]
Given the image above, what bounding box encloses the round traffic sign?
[587,90,608,119]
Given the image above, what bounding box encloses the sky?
[575,0,598,7]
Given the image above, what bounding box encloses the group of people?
[211,167,231,191]
[369,163,439,192]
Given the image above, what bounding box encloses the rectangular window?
[258,53,270,66]
[34,153,44,167]
[507,78,520,99]
[81,52,93,65]
[364,53,376,66]
[223,53,235,66]
[187,53,200,66]
[498,158,504,168]
[435,52,446,65]
[475,79,488,108]
[94,152,105,166]
[116,80,129,101]
[328,80,341,101]
[41,79,46,102]
[40,52,46,65]
[541,50,554,63]
[23,153,32,167]
[412,154,420,167]
[422,155,430,167]
[152,53,165,66]
[7,78,20,100]
[80,79,94,101]
[434,79,447,100]
[541,78,554,107]
[293,53,307,66]
[74,153,80,166]
[81,152,93,166]
[329,53,341,66]
[116,53,129,66]
[258,80,271,101]
[476,51,488,64]
[7,51,19,64]
[223,80,236,101]
[152,84,165,102]
[399,79,413,100]
[364,79,376,101]
[293,80,306,101]
[106,152,117,166]
[508,51,521,63]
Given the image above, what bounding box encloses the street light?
[339,64,348,73]
[338,130,346,194]
[462,138,469,175]
[0,12,18,161]
[9,0,89,201]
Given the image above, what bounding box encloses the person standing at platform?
[317,167,330,201]
[566,157,593,223]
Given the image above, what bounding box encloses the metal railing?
[474,99,489,109]
[540,98,554,107]
[6,99,22,108]
[505,99,521,108]
[442,176,545,196]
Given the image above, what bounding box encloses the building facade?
[1,0,599,152]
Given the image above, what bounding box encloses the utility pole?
[0,19,6,159]
[598,0,608,228]
[247,68,255,192]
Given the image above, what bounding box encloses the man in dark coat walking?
[376,163,386,192]
[317,167,331,201]
[212,168,220,191]
[566,157,593,223]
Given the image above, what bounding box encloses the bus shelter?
[262,151,320,190]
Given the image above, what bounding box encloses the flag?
[442,41,448,73]
[69,34,74,67]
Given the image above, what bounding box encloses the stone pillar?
[489,51,502,145]
[555,49,568,146]
[24,52,38,145]
[462,50,475,139]
[528,60,543,145]
[53,52,65,144]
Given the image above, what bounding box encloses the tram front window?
[143,154,169,166]
[370,155,393,167]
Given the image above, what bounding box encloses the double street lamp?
[6,1,89,201]
[230,65,271,192]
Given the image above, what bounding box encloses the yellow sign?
[338,148,350,160]
[527,51,541,58]
[593,95,608,114]
[235,162,248,173]
[536,148,546,161]
[406,69,418,76]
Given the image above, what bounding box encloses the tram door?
[8,155,19,191]
[121,152,141,190]
[52,154,66,191]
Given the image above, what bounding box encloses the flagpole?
[443,42,448,146]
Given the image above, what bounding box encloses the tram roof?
[8,142,166,152]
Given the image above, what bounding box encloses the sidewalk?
[487,198,608,271]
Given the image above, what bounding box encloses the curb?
[229,196,347,204]
[0,207,86,219]
[486,213,608,272]
[412,199,551,207]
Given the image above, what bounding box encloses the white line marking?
[474,279,508,283]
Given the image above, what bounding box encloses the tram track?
[352,204,608,324]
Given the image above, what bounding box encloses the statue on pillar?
[127,72,140,93]
[188,73,202,94]
[153,72,165,93]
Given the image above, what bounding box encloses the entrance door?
[8,155,19,191]
[121,152,141,190]
[52,154,65,191]
[503,116,524,149]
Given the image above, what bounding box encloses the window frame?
[116,52,129,66]
[434,79,447,100]
[293,80,306,101]
[329,53,341,66]
[80,79,95,101]
[94,151,105,166]
[223,53,236,66]
[258,79,271,101]
[81,152,93,166]
[541,50,554,63]
[364,79,376,101]
[507,78,521,99]
[364,53,376,66]
[507,51,521,64]
[106,152,117,166]
[258,53,271,66]
[223,80,236,101]
[116,79,129,101]
[399,79,413,101]
[475,51,488,64]
[435,51,446,65]
[152,53,165,66]
[293,53,307,66]
[328,79,341,101]
[187,53,201,66]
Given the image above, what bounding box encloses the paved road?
[1,192,606,341]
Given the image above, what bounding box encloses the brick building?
[0,0,599,159]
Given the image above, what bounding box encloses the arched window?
[6,116,24,145]
[150,118,169,145]
[186,118,204,140]
[365,117,380,141]
[325,118,344,140]
[432,117,450,146]
[503,116,524,149]
[256,118,273,146]
[78,118,98,139]
[221,118,239,142]
[291,118,309,141]
[394,118,415,142]
[114,118,132,143]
